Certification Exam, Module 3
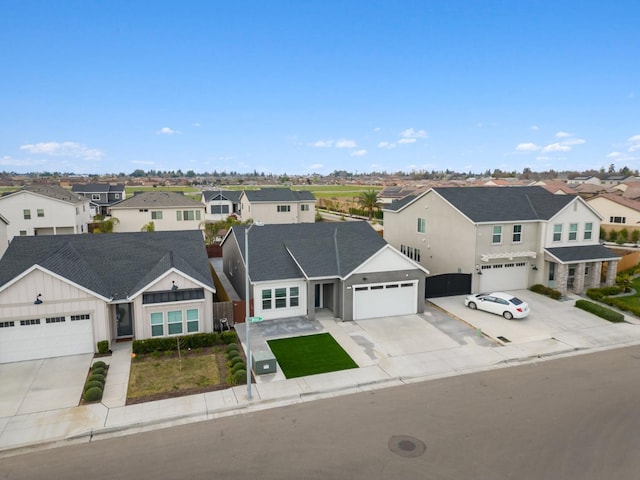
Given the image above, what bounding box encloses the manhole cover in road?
[389,435,426,458]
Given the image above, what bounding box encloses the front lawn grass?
[127,348,225,403]
[267,333,358,379]
[613,276,640,310]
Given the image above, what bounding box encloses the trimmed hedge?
[225,343,239,354]
[92,360,108,370]
[91,367,106,377]
[229,356,245,367]
[84,380,104,392]
[132,331,238,354]
[230,361,246,374]
[97,340,110,354]
[529,284,562,300]
[226,349,240,360]
[575,299,625,323]
[84,386,104,402]
[88,373,106,385]
[232,370,247,385]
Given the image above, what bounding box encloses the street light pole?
[244,224,252,400]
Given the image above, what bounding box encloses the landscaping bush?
[226,349,240,360]
[97,340,110,354]
[220,330,237,344]
[83,386,104,402]
[529,284,562,300]
[88,373,106,385]
[575,299,625,323]
[229,356,245,367]
[232,369,247,385]
[84,380,104,392]
[91,367,106,377]
[230,361,246,374]
[133,332,228,354]
[225,343,239,354]
[92,360,108,370]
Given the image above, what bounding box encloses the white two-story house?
[239,188,316,224]
[383,186,620,297]
[109,191,205,233]
[0,185,92,242]
[201,190,242,222]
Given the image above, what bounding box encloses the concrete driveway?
[0,354,93,419]
[430,289,610,345]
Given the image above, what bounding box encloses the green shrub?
[220,330,238,344]
[84,386,103,402]
[529,284,562,300]
[225,343,239,354]
[231,361,246,374]
[230,356,245,367]
[97,340,110,354]
[88,373,106,385]
[132,332,224,354]
[226,349,240,360]
[575,299,625,323]
[92,360,108,370]
[91,367,106,377]
[84,380,104,392]
[232,369,247,385]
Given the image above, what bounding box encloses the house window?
[512,225,522,243]
[417,218,426,234]
[23,209,31,220]
[301,204,309,211]
[584,222,593,240]
[610,216,626,224]
[569,223,578,241]
[139,209,148,212]
[19,231,27,236]
[151,211,163,220]
[150,312,163,337]
[290,287,299,307]
[167,311,183,335]
[553,224,562,242]
[275,288,287,308]
[262,290,272,310]
[277,205,291,212]
[184,210,195,221]
[37,209,44,218]
[115,193,120,199]
[492,226,502,244]
[186,309,199,333]
[142,288,205,304]
[176,211,182,221]
[92,194,101,200]
[211,205,230,214]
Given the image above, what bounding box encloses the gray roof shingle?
[243,188,315,203]
[0,231,213,300]
[545,245,621,263]
[111,191,202,209]
[202,190,242,203]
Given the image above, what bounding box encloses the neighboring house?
[567,176,600,186]
[71,183,126,216]
[0,230,215,363]
[221,221,428,322]
[378,186,424,204]
[239,188,316,224]
[109,191,205,232]
[201,190,242,222]
[383,186,620,298]
[0,185,92,242]
[528,180,576,195]
[599,175,636,187]
[587,194,640,235]
[0,213,8,259]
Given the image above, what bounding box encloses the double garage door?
[478,262,529,292]
[353,281,418,320]
[0,314,94,363]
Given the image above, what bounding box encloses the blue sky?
[1,1,639,176]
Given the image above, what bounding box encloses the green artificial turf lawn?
[267,333,358,379]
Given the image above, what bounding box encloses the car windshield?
[509,297,524,305]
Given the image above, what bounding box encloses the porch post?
[590,262,602,288]
[605,260,619,286]
[573,262,586,294]
[556,263,569,297]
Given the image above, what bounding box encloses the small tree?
[608,229,618,242]
[358,189,380,220]
[632,229,640,244]
[141,221,155,232]
[94,217,119,234]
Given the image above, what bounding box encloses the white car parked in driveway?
[464,292,530,319]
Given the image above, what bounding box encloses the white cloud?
[309,163,324,170]
[378,141,396,149]
[0,155,47,167]
[561,138,586,146]
[630,144,640,152]
[398,138,416,144]
[350,149,367,157]
[373,127,381,132]
[335,139,357,148]
[156,127,180,135]
[535,156,552,161]
[627,134,640,143]
[312,140,333,148]
[542,143,571,153]
[131,160,155,165]
[192,122,201,127]
[19,141,104,161]
[555,131,571,138]
[607,152,622,158]
[530,125,540,131]
[399,128,428,139]
[515,143,540,152]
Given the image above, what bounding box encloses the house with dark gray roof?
[201,190,242,222]
[239,188,316,224]
[0,184,92,242]
[383,186,620,297]
[0,231,215,363]
[108,191,205,232]
[0,212,8,259]
[71,183,126,216]
[222,221,428,322]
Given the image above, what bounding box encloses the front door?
[115,303,133,337]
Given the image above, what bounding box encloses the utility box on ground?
[252,350,277,375]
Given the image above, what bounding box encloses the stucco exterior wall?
[111,206,205,232]
[587,196,640,229]
[545,200,602,247]
[240,198,315,224]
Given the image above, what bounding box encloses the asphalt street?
[3,345,639,480]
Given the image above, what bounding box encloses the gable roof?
[545,245,621,263]
[588,193,640,213]
[72,183,125,194]
[242,188,315,203]
[0,231,214,300]
[110,191,202,209]
[231,221,388,281]
[2,185,86,205]
[202,190,242,202]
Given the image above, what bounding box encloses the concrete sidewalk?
[2,308,640,457]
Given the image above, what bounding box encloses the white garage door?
[478,262,529,292]
[353,281,418,320]
[0,314,94,363]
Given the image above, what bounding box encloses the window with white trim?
[301,204,309,211]
[277,205,291,212]
[23,209,31,220]
[92,194,101,200]
[37,209,44,217]
[186,309,199,333]
[610,216,626,224]
[492,226,502,244]
[553,224,562,242]
[151,211,163,220]
[569,223,578,241]
[275,288,287,308]
[262,289,272,310]
[290,287,299,307]
[417,218,426,234]
[167,311,183,335]
[512,224,522,243]
[150,312,163,337]
[584,222,593,240]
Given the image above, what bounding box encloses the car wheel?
[468,302,477,310]
[503,311,513,320]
